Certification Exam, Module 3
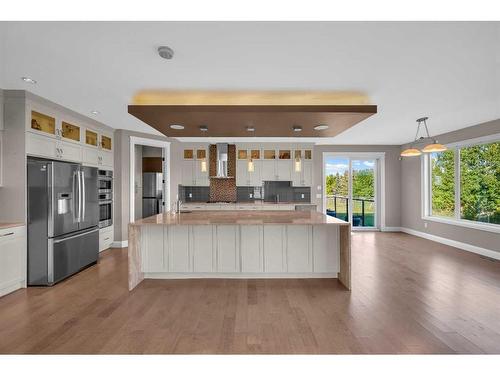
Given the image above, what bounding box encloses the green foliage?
[431,149,455,217]
[431,142,500,224]
[353,169,374,199]
[460,142,500,224]
[326,171,348,196]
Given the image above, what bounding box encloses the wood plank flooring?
[1,232,500,354]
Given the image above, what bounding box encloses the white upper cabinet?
[261,160,276,181]
[236,160,249,186]
[26,104,114,169]
[276,160,292,181]
[180,148,209,186]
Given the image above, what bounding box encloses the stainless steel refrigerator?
[27,158,99,286]
[142,172,163,218]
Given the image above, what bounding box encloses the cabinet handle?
[1,232,14,237]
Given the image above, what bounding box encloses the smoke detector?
[157,46,174,60]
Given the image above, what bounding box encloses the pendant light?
[294,143,302,172]
[201,159,207,172]
[248,158,255,172]
[400,117,447,157]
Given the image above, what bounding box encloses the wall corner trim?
[400,227,500,261]
[111,240,129,248]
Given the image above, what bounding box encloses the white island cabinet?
[128,211,351,291]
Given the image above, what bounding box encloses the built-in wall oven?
[98,170,113,228]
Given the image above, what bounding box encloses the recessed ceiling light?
[246,126,255,132]
[170,124,184,130]
[292,125,302,132]
[158,46,174,60]
[90,110,100,115]
[314,124,329,131]
[199,125,208,132]
[21,77,37,84]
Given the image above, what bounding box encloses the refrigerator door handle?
[80,170,86,222]
[52,227,100,244]
[77,169,82,222]
[73,171,79,223]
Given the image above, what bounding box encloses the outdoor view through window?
[430,141,500,225]
[325,157,376,227]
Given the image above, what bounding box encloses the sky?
[325,157,375,176]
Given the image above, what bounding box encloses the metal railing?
[325,195,375,227]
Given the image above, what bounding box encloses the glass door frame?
[322,152,385,231]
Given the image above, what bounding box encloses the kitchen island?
[128,211,351,291]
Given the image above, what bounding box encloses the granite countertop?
[131,211,348,226]
[0,222,25,230]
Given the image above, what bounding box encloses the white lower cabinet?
[192,225,214,272]
[0,226,26,298]
[240,225,262,272]
[312,225,339,273]
[216,225,239,272]
[142,225,165,272]
[167,226,190,272]
[286,225,312,272]
[263,225,285,272]
[99,226,114,252]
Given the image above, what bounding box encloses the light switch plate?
[316,193,322,199]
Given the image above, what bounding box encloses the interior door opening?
[324,154,379,229]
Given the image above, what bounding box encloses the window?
[425,137,500,230]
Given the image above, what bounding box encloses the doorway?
[323,152,385,230]
[129,137,170,222]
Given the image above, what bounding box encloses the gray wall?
[401,119,500,252]
[0,91,27,223]
[312,144,402,228]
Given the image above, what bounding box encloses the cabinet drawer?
[0,225,25,238]
[99,227,114,252]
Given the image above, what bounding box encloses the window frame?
[422,133,500,234]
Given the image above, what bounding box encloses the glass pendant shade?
[400,148,422,157]
[248,159,255,172]
[201,159,207,172]
[422,142,447,153]
[295,157,302,172]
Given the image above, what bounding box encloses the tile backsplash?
[179,182,310,203]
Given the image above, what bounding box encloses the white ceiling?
[1,21,499,144]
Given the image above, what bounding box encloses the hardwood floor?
[1,232,500,354]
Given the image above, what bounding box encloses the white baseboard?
[145,272,339,279]
[111,240,128,248]
[400,227,500,261]
[381,227,402,232]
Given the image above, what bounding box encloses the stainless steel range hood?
[215,143,228,178]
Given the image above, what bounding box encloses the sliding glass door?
[324,154,379,229]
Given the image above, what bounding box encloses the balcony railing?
[325,195,375,227]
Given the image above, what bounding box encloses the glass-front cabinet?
[85,129,98,147]
[61,121,81,142]
[101,135,112,151]
[31,111,56,136]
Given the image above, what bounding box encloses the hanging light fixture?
[201,158,207,172]
[400,117,447,157]
[248,158,255,172]
[294,149,302,172]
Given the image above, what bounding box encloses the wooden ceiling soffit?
[128,91,377,138]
